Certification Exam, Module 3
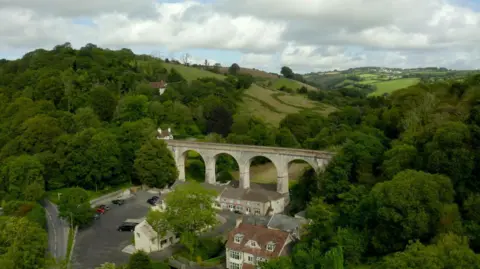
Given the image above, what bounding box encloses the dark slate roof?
[267,214,307,232]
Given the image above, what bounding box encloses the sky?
[1,0,480,73]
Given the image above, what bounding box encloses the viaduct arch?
[166,140,335,194]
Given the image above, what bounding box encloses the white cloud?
[1,0,480,71]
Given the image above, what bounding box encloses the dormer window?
[234,233,244,244]
[266,242,275,251]
[250,241,257,247]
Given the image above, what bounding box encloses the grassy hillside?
[369,78,420,96]
[238,84,336,126]
[163,63,225,82]
[163,63,334,126]
[218,66,279,79]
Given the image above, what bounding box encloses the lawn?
[245,84,299,114]
[230,162,310,184]
[238,96,285,126]
[369,78,420,96]
[46,183,132,204]
[272,77,303,90]
[163,63,225,82]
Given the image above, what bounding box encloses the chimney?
[168,127,171,133]
[235,216,243,228]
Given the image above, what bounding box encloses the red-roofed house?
[226,218,294,269]
[150,80,167,95]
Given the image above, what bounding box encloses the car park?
[112,199,125,205]
[117,222,139,232]
[96,207,106,214]
[99,204,111,211]
[147,196,160,205]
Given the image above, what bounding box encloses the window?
[228,204,234,209]
[246,207,251,213]
[229,262,241,269]
[250,240,257,247]
[229,250,241,260]
[254,208,261,215]
[267,242,275,251]
[234,234,244,243]
[235,205,243,210]
[247,255,254,262]
[256,257,267,264]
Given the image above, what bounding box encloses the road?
[42,199,70,261]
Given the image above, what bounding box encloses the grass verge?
[66,228,74,262]
[46,183,132,204]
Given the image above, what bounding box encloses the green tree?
[281,66,294,79]
[115,95,149,122]
[134,139,178,188]
[382,143,418,179]
[90,86,117,121]
[0,216,48,269]
[73,107,101,130]
[128,251,152,269]
[275,127,300,148]
[379,233,480,269]
[367,170,458,254]
[228,63,240,75]
[0,155,45,201]
[163,181,218,235]
[167,68,186,83]
[146,209,170,250]
[57,187,94,227]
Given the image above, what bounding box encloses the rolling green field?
[369,78,420,96]
[160,63,334,127]
[163,63,225,82]
[239,84,335,126]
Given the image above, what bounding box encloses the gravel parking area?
[71,191,154,269]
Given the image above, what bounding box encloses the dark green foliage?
[128,251,153,269]
[57,187,94,227]
[134,139,178,188]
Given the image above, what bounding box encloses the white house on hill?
[157,127,173,140]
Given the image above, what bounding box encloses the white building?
[133,206,179,253]
[157,127,173,140]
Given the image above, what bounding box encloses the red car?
[96,207,105,214]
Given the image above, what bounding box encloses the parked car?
[99,204,110,211]
[93,213,101,220]
[117,222,138,232]
[96,207,106,214]
[112,199,125,205]
[147,196,160,205]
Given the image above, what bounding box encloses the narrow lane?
[42,199,70,261]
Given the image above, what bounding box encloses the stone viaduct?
[166,140,335,194]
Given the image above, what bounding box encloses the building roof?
[226,223,290,259]
[294,210,306,219]
[157,128,171,138]
[150,81,166,88]
[136,220,157,240]
[242,215,271,227]
[267,214,307,233]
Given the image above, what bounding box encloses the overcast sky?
[1,0,480,73]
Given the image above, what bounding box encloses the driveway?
[71,191,153,269]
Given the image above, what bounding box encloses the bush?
[196,237,225,260]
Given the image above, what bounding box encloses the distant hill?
[304,66,480,96]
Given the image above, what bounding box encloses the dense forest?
[1,43,480,268]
